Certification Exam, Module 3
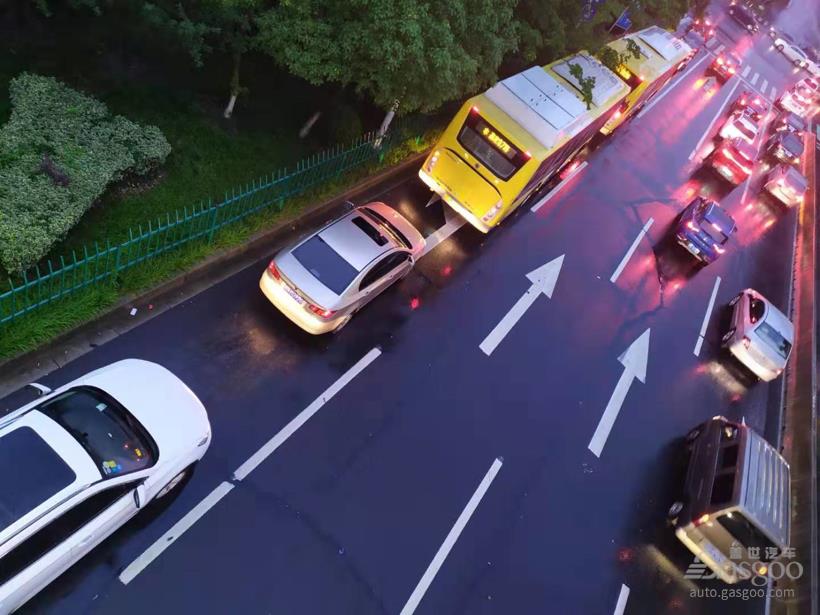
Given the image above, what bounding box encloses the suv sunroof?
[0,426,76,533]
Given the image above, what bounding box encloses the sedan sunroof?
[0,426,76,534]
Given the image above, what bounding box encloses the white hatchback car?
[722,289,794,381]
[0,360,211,613]
[719,112,758,145]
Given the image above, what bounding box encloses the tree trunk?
[299,111,322,138]
[223,50,242,119]
[374,99,400,148]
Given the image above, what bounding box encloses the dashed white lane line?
[610,218,654,284]
[530,161,588,213]
[694,276,722,356]
[420,217,466,257]
[613,584,631,615]
[716,43,726,55]
[119,481,235,585]
[760,79,769,96]
[770,87,777,100]
[706,37,718,49]
[750,72,760,86]
[400,458,503,615]
[741,65,752,78]
[233,348,382,480]
[637,54,711,120]
[688,79,741,161]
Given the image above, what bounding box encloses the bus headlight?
[481,201,503,223]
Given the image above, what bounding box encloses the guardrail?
[0,117,438,326]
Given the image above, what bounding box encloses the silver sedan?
[260,202,426,334]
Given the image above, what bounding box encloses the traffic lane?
[81,143,797,615]
[16,176,461,613]
[16,53,794,612]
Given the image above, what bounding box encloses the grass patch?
[0,126,440,363]
[0,285,120,358]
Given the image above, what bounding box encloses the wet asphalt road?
[4,4,819,614]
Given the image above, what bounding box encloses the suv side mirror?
[26,383,52,397]
[133,484,149,509]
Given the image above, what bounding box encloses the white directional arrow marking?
[588,328,650,457]
[479,255,565,357]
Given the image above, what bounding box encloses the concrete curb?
[771,123,818,615]
[0,150,429,400]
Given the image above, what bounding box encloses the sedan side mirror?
[26,382,52,397]
[133,484,149,509]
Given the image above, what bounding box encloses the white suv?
[0,360,211,613]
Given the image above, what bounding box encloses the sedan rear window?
[756,321,792,359]
[40,387,156,478]
[292,236,359,295]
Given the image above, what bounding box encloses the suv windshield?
[40,387,156,478]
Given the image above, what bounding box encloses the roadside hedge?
[0,73,171,273]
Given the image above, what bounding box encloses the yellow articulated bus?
[419,52,630,233]
[600,26,694,135]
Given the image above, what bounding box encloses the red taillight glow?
[308,303,334,318]
[524,150,532,159]
[695,513,710,526]
[715,245,726,254]
[471,105,479,114]
[410,297,421,310]
[729,67,736,74]
[717,57,725,65]
[742,336,752,347]
[687,220,698,231]
[267,261,281,280]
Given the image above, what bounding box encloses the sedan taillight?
[308,303,335,319]
[268,261,281,280]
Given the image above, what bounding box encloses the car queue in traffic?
[0,8,817,613]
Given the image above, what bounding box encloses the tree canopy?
[255,0,520,113]
[13,0,689,114]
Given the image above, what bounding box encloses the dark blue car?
[675,197,736,264]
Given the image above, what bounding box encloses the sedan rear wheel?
[728,294,741,307]
[722,328,736,345]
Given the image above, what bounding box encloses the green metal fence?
[0,118,437,326]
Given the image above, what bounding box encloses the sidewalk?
[771,124,818,615]
[0,151,428,401]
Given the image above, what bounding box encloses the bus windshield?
[457,112,528,180]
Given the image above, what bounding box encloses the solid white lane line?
[741,65,752,78]
[420,217,466,257]
[694,276,722,356]
[750,72,760,86]
[716,44,725,54]
[119,481,235,585]
[706,37,718,49]
[233,348,381,481]
[760,79,769,96]
[613,584,631,615]
[688,79,741,161]
[400,458,503,615]
[610,218,654,284]
[530,161,588,213]
[637,54,711,120]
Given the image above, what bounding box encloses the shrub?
[0,73,171,273]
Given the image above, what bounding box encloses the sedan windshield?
[40,387,156,477]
